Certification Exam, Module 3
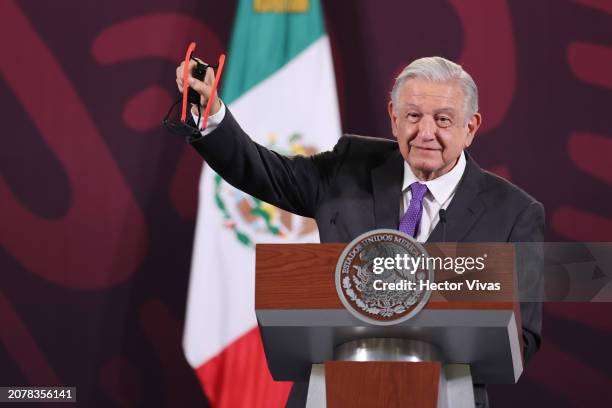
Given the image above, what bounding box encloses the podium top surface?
[256,243,517,310]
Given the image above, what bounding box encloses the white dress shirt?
[194,103,466,243]
[400,151,466,242]
[192,101,226,136]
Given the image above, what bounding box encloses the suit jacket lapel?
[372,150,404,230]
[427,151,486,242]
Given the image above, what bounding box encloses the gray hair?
[391,56,479,121]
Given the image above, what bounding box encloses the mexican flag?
[182,0,341,407]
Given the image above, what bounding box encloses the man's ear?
[388,101,398,138]
[464,112,482,147]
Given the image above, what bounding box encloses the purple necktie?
[399,182,428,237]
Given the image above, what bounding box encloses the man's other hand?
[175,59,221,116]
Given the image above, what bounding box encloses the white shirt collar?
[402,151,467,206]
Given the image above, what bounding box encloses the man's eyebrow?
[400,104,457,115]
[433,107,457,115]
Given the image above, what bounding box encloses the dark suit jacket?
[190,109,545,406]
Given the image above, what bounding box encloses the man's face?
[388,78,481,180]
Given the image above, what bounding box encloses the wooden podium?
[255,243,523,408]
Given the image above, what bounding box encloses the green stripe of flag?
[221,0,325,104]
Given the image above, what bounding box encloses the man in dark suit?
[176,56,544,407]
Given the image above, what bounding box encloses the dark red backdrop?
[1,0,611,406]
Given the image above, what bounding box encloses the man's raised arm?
[174,59,346,218]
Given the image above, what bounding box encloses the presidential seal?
[335,229,434,326]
